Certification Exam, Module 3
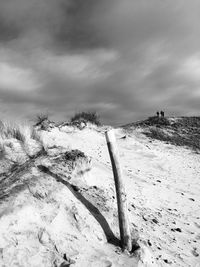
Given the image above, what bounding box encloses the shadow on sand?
[38,165,120,247]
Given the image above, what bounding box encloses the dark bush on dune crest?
[34,113,49,126]
[70,111,101,126]
[146,116,170,126]
[34,113,55,131]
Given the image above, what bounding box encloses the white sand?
[0,124,199,266]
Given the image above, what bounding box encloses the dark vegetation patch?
[124,116,200,152]
[64,149,86,161]
[139,116,170,127]
[34,113,55,131]
[70,111,101,126]
[35,113,49,126]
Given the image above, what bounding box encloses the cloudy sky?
[0,0,200,125]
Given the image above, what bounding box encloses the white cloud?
[0,62,41,91]
[180,54,200,81]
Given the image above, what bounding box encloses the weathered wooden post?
[105,129,132,251]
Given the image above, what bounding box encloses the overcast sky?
[0,0,200,125]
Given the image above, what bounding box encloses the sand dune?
[0,121,199,266]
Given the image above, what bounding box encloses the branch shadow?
[38,165,120,247]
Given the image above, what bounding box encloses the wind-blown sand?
[0,123,199,266]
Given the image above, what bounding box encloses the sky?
[0,0,200,125]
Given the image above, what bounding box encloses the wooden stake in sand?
[105,130,132,251]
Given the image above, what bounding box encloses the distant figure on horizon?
[160,111,165,118]
[156,111,159,118]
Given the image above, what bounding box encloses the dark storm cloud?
[55,0,111,50]
[0,0,111,51]
[0,17,20,42]
[0,0,200,124]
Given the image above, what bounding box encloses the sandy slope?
[0,124,200,266]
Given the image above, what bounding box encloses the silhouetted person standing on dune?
[160,111,165,118]
[156,111,159,118]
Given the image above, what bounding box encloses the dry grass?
[34,113,49,126]
[64,149,86,161]
[145,125,200,152]
[31,128,43,143]
[0,137,6,160]
[124,116,200,152]
[0,120,45,164]
[70,111,101,126]
[0,121,26,143]
[64,149,92,176]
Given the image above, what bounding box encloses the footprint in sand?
[191,247,199,257]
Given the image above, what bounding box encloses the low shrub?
[146,116,170,126]
[146,128,169,141]
[64,149,92,176]
[64,149,86,161]
[70,111,101,126]
[145,127,200,151]
[35,113,49,126]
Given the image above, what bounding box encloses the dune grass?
[34,113,49,126]
[70,111,101,126]
[0,137,6,159]
[0,120,45,164]
[145,123,200,151]
[124,116,200,152]
[0,121,26,142]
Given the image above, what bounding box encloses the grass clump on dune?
[0,120,45,165]
[70,111,101,126]
[146,116,170,126]
[65,149,92,177]
[64,149,86,161]
[34,113,49,126]
[34,113,51,131]
[0,121,26,143]
[34,113,56,131]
